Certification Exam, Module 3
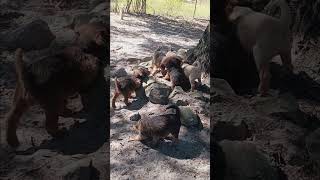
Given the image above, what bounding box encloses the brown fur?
[160,55,190,91]
[73,22,108,66]
[5,47,101,147]
[129,105,181,146]
[150,47,166,76]
[111,67,150,108]
[182,61,202,91]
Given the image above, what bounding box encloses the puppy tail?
[166,104,180,121]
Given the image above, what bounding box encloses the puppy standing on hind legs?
[228,0,294,96]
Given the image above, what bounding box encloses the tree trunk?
[186,24,210,74]
[193,0,198,18]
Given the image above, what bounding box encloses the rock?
[129,113,141,121]
[250,92,299,115]
[1,19,55,51]
[90,2,107,14]
[306,128,320,164]
[212,78,236,96]
[58,159,100,180]
[213,120,252,141]
[218,140,283,180]
[139,60,152,67]
[89,0,105,10]
[111,68,127,78]
[169,86,185,98]
[65,13,97,29]
[175,100,189,106]
[179,106,203,129]
[146,83,172,105]
[141,56,152,62]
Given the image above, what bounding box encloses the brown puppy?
[151,46,166,76]
[5,47,101,147]
[111,67,150,108]
[73,22,108,65]
[129,104,181,146]
[160,55,190,91]
[182,61,202,91]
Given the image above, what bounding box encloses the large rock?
[179,106,203,129]
[146,83,172,105]
[218,140,284,180]
[306,128,320,164]
[212,78,236,96]
[1,19,55,51]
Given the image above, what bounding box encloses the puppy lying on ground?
[111,66,150,108]
[182,61,202,91]
[160,55,190,91]
[227,0,293,96]
[5,47,102,147]
[129,104,181,146]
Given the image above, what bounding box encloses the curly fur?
[5,47,102,147]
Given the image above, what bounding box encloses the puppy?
[5,47,101,147]
[73,22,108,65]
[151,46,166,76]
[176,48,188,62]
[227,0,293,96]
[182,61,202,91]
[129,104,181,146]
[111,67,150,108]
[160,55,190,91]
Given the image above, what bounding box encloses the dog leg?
[128,134,146,142]
[280,51,293,72]
[258,63,271,96]
[111,91,120,108]
[123,93,131,106]
[6,97,30,147]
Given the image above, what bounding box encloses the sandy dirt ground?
[110,13,210,179]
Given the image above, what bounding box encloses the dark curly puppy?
[111,67,150,108]
[5,47,102,147]
[160,55,190,91]
[129,104,181,146]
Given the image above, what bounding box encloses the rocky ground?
[110,13,210,179]
[212,35,320,180]
[0,0,109,179]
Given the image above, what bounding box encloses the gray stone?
[219,140,281,180]
[146,83,172,105]
[179,106,203,129]
[90,2,107,14]
[1,19,55,51]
